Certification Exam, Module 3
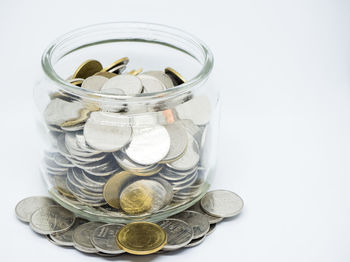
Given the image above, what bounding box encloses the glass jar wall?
[34,22,218,223]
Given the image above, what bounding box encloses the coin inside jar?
[116,222,167,255]
[164,67,186,86]
[142,71,174,89]
[125,125,170,165]
[137,74,167,93]
[83,112,132,152]
[175,95,211,126]
[81,75,109,91]
[72,59,103,79]
[101,74,143,95]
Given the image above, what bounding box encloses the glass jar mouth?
[41,22,214,102]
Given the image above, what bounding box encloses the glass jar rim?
[41,22,214,102]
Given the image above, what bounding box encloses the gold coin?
[60,108,90,127]
[101,57,129,73]
[116,222,167,255]
[164,67,186,86]
[72,59,103,79]
[103,171,136,209]
[70,79,84,86]
[94,71,117,79]
[120,183,153,214]
[128,68,143,76]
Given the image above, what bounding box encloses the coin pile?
[43,57,212,216]
[15,190,243,256]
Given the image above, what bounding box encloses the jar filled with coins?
[34,22,218,223]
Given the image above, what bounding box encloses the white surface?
[1,0,350,261]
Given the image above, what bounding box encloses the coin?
[72,59,103,79]
[50,217,88,246]
[161,121,188,162]
[30,206,75,235]
[101,74,143,95]
[128,68,143,76]
[73,222,104,253]
[125,125,170,165]
[206,223,216,236]
[94,71,117,79]
[103,171,137,209]
[164,67,186,85]
[84,112,132,152]
[81,75,109,91]
[116,222,167,255]
[91,224,125,254]
[188,201,223,224]
[157,218,193,251]
[175,95,211,126]
[15,196,57,223]
[201,190,244,218]
[142,71,174,89]
[138,74,166,93]
[171,210,209,239]
[185,235,206,248]
[101,57,129,73]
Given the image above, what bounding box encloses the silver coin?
[119,179,168,214]
[138,74,166,93]
[91,224,125,254]
[160,121,188,163]
[142,71,174,89]
[101,74,143,95]
[188,201,223,224]
[50,218,88,246]
[201,190,244,218]
[185,235,206,248]
[178,119,203,146]
[157,218,193,251]
[73,222,104,253]
[15,196,57,223]
[171,210,210,239]
[167,132,199,171]
[153,177,174,206]
[175,95,211,126]
[44,98,85,126]
[46,234,59,245]
[206,223,216,236]
[30,205,75,235]
[81,75,109,91]
[53,153,74,168]
[84,112,132,152]
[125,125,170,165]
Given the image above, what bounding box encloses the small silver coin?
[44,98,85,126]
[161,121,188,163]
[73,222,105,253]
[171,210,210,239]
[84,112,132,152]
[201,190,244,218]
[206,223,216,236]
[50,218,88,246]
[188,201,223,224]
[167,132,199,171]
[142,71,174,89]
[138,74,166,93]
[91,224,125,254]
[185,234,206,248]
[175,95,211,126]
[101,74,143,95]
[29,206,75,235]
[157,218,193,251]
[81,75,109,91]
[125,125,170,165]
[15,196,57,223]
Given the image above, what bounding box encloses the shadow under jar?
[34,22,219,223]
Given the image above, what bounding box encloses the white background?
[1,0,350,261]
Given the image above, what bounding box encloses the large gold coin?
[103,171,136,209]
[120,183,153,215]
[116,222,167,255]
[72,59,103,79]
[164,67,186,86]
[101,57,129,73]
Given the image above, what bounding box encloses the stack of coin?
[43,57,212,216]
[15,190,244,256]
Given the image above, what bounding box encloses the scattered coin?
[73,222,104,253]
[206,223,216,236]
[30,206,75,235]
[157,218,193,251]
[116,222,167,255]
[201,190,244,218]
[50,218,88,246]
[188,201,223,224]
[185,234,206,248]
[91,224,125,254]
[15,196,57,223]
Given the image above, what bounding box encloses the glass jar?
[34,22,218,223]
